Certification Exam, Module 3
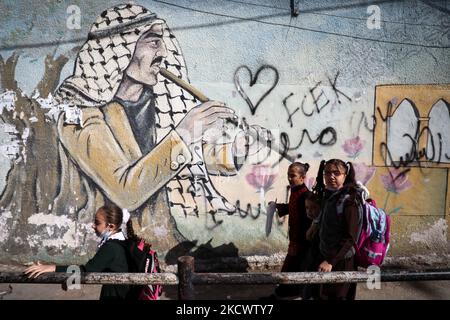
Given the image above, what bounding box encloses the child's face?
[92,210,109,237]
[305,199,320,220]
[287,166,304,187]
[324,163,347,190]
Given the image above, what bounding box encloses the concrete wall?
[0,0,449,265]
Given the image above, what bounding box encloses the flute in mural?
[159,68,296,163]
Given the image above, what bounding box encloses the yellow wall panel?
[367,167,447,216]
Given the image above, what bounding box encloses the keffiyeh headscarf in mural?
[55,4,235,217]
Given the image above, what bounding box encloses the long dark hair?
[312,160,326,201]
[305,191,321,203]
[126,216,152,251]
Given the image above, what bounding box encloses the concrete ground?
[1,281,449,300]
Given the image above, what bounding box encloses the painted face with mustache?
[123,23,168,86]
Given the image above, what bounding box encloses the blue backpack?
[354,198,391,267]
[336,191,391,268]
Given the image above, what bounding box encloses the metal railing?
[1,256,449,300]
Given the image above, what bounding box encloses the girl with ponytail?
[265,162,313,299]
[313,159,360,300]
[25,204,131,300]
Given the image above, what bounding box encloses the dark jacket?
[319,187,361,267]
[56,239,130,300]
[277,184,311,253]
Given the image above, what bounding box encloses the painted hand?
[176,101,237,146]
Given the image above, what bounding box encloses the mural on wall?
[0,1,449,263]
[0,52,75,258]
[49,4,272,252]
[0,4,293,261]
[369,84,450,254]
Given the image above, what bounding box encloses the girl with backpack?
[313,159,362,300]
[24,204,132,300]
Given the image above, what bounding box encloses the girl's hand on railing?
[24,261,56,278]
[318,260,333,272]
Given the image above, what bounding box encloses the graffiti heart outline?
[233,65,279,115]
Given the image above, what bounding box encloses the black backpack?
[118,239,163,300]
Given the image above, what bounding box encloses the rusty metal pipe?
[2,270,449,285]
[0,272,178,285]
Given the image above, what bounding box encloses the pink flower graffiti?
[380,168,412,194]
[245,164,277,192]
[353,162,376,185]
[342,136,365,159]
